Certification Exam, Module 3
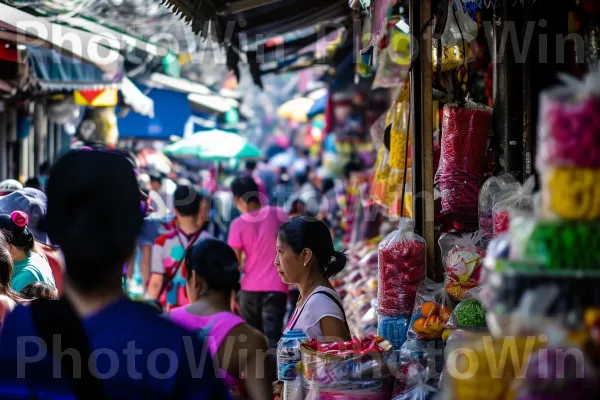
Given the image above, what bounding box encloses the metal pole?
[410,0,436,279]
[0,105,6,181]
[7,107,16,179]
[33,102,46,178]
[47,121,55,164]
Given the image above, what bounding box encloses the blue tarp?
[27,46,119,90]
[117,84,191,140]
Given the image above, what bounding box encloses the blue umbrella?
[307,94,327,120]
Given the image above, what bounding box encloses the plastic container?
[277,330,308,381]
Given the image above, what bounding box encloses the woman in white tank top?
[275,217,351,342]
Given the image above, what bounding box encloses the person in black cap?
[0,150,226,399]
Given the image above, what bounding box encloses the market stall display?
[478,174,519,237]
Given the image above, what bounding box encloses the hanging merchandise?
[407,279,454,341]
[432,0,478,72]
[435,99,493,218]
[439,231,486,301]
[372,27,411,89]
[362,0,391,53]
[543,167,600,220]
[387,79,413,217]
[478,174,520,237]
[491,176,535,236]
[370,146,391,206]
[377,218,426,316]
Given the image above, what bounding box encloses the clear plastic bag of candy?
[478,174,519,237]
[393,379,436,400]
[537,68,600,174]
[407,279,455,340]
[377,218,427,316]
[439,231,486,301]
[491,176,535,237]
[446,298,487,331]
[435,100,493,217]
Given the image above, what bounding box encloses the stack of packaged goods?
[332,240,380,338]
[443,68,600,400]
[376,218,426,352]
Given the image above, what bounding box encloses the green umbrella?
[164,129,261,161]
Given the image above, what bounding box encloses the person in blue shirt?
[0,150,228,399]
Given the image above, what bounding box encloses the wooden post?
[410,0,436,279]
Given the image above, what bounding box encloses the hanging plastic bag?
[370,146,391,205]
[377,218,427,316]
[407,279,454,340]
[393,380,437,400]
[435,99,493,217]
[431,0,478,72]
[478,174,520,237]
[439,231,486,301]
[372,47,410,89]
[386,78,412,217]
[491,176,535,236]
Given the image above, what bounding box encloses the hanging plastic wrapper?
[370,146,391,206]
[478,174,519,237]
[491,176,535,236]
[407,279,454,341]
[543,166,600,220]
[431,0,478,72]
[537,68,600,173]
[435,99,493,217]
[300,337,394,400]
[377,218,426,316]
[439,231,486,301]
[387,79,413,217]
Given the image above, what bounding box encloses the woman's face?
[275,236,306,285]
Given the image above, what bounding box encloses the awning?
[27,46,120,91]
[117,84,190,140]
[188,93,238,114]
[144,73,211,95]
[122,77,154,118]
[0,3,122,77]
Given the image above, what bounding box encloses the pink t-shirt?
[227,206,288,293]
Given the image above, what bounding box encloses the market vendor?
[275,216,351,342]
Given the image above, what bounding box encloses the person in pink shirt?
[228,175,288,349]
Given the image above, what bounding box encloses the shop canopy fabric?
[117,84,190,140]
[164,129,261,161]
[122,77,154,118]
[27,46,120,91]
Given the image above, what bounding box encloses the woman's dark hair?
[0,232,25,302]
[321,178,335,194]
[185,238,241,293]
[20,281,58,300]
[0,212,35,251]
[278,217,347,279]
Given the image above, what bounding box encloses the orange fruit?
[421,302,439,317]
[413,318,427,333]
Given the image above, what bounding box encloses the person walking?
[275,217,351,342]
[228,175,288,349]
[0,150,227,399]
[147,184,213,310]
[170,238,274,399]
